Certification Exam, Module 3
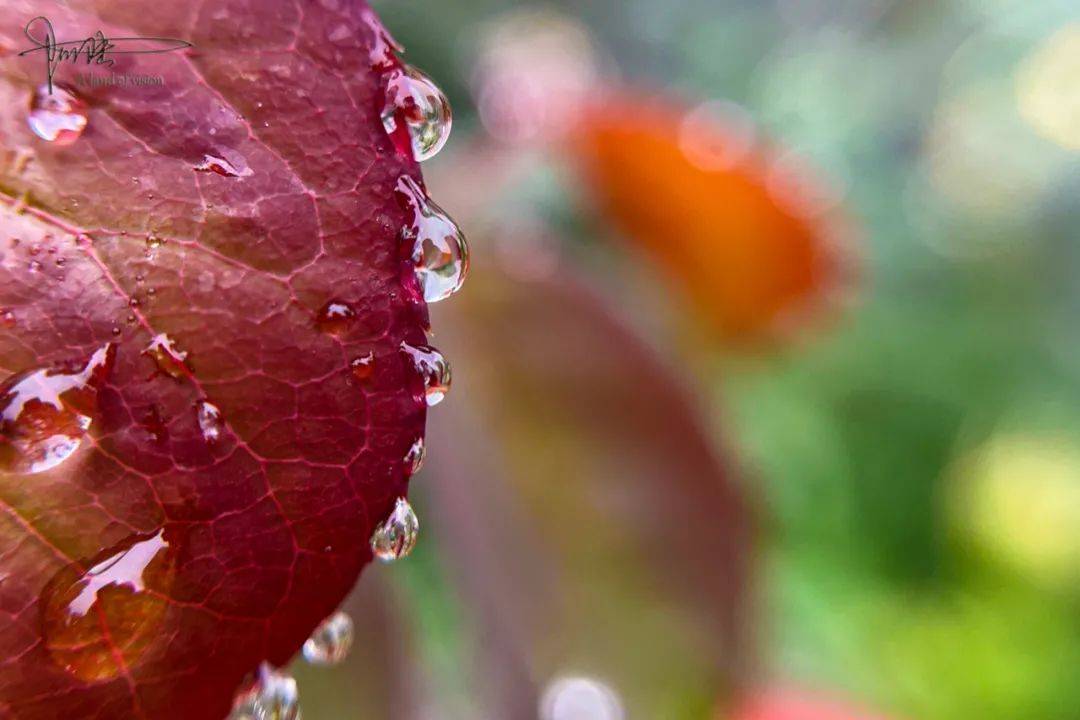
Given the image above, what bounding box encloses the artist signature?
[17,16,192,93]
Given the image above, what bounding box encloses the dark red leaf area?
[0,1,427,718]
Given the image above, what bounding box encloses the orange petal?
[572,95,856,345]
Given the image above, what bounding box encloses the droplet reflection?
[28,84,87,145]
[381,65,453,162]
[302,610,354,666]
[370,497,419,562]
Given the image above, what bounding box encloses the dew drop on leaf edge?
[395,176,469,304]
[302,611,354,666]
[381,64,453,162]
[229,663,300,720]
[370,497,419,562]
[400,342,451,406]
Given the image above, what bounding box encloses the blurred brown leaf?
[415,254,754,717]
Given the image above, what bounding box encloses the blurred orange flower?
[573,96,855,345]
[731,688,890,720]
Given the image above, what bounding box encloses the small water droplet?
[0,344,114,474]
[302,611,354,666]
[194,150,252,178]
[40,528,176,681]
[395,176,469,303]
[28,84,87,145]
[370,497,419,562]
[404,436,425,475]
[111,325,121,336]
[400,342,451,406]
[350,352,375,383]
[315,300,357,336]
[144,233,162,259]
[143,334,189,380]
[27,259,42,273]
[1,309,15,328]
[196,400,224,443]
[230,663,300,720]
[381,65,452,162]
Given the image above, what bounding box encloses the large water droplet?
[40,528,176,681]
[315,300,357,336]
[371,497,419,562]
[400,342,451,406]
[0,344,114,474]
[302,610,354,666]
[196,400,224,443]
[28,84,87,145]
[395,176,469,303]
[230,663,301,720]
[143,334,189,380]
[404,436,426,475]
[381,65,452,162]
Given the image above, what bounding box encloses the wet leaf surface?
[0,1,427,717]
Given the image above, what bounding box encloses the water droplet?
[400,342,451,406]
[194,151,252,178]
[196,400,224,443]
[144,233,163,259]
[361,6,403,72]
[28,84,87,145]
[143,334,189,380]
[302,611,354,666]
[230,663,300,720]
[1,309,15,328]
[404,436,426,475]
[41,528,176,681]
[381,65,452,162]
[350,352,375,383]
[0,345,114,474]
[395,176,469,303]
[315,300,357,336]
[540,676,626,720]
[27,259,42,273]
[370,497,419,562]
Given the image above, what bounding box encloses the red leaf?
[0,1,429,717]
